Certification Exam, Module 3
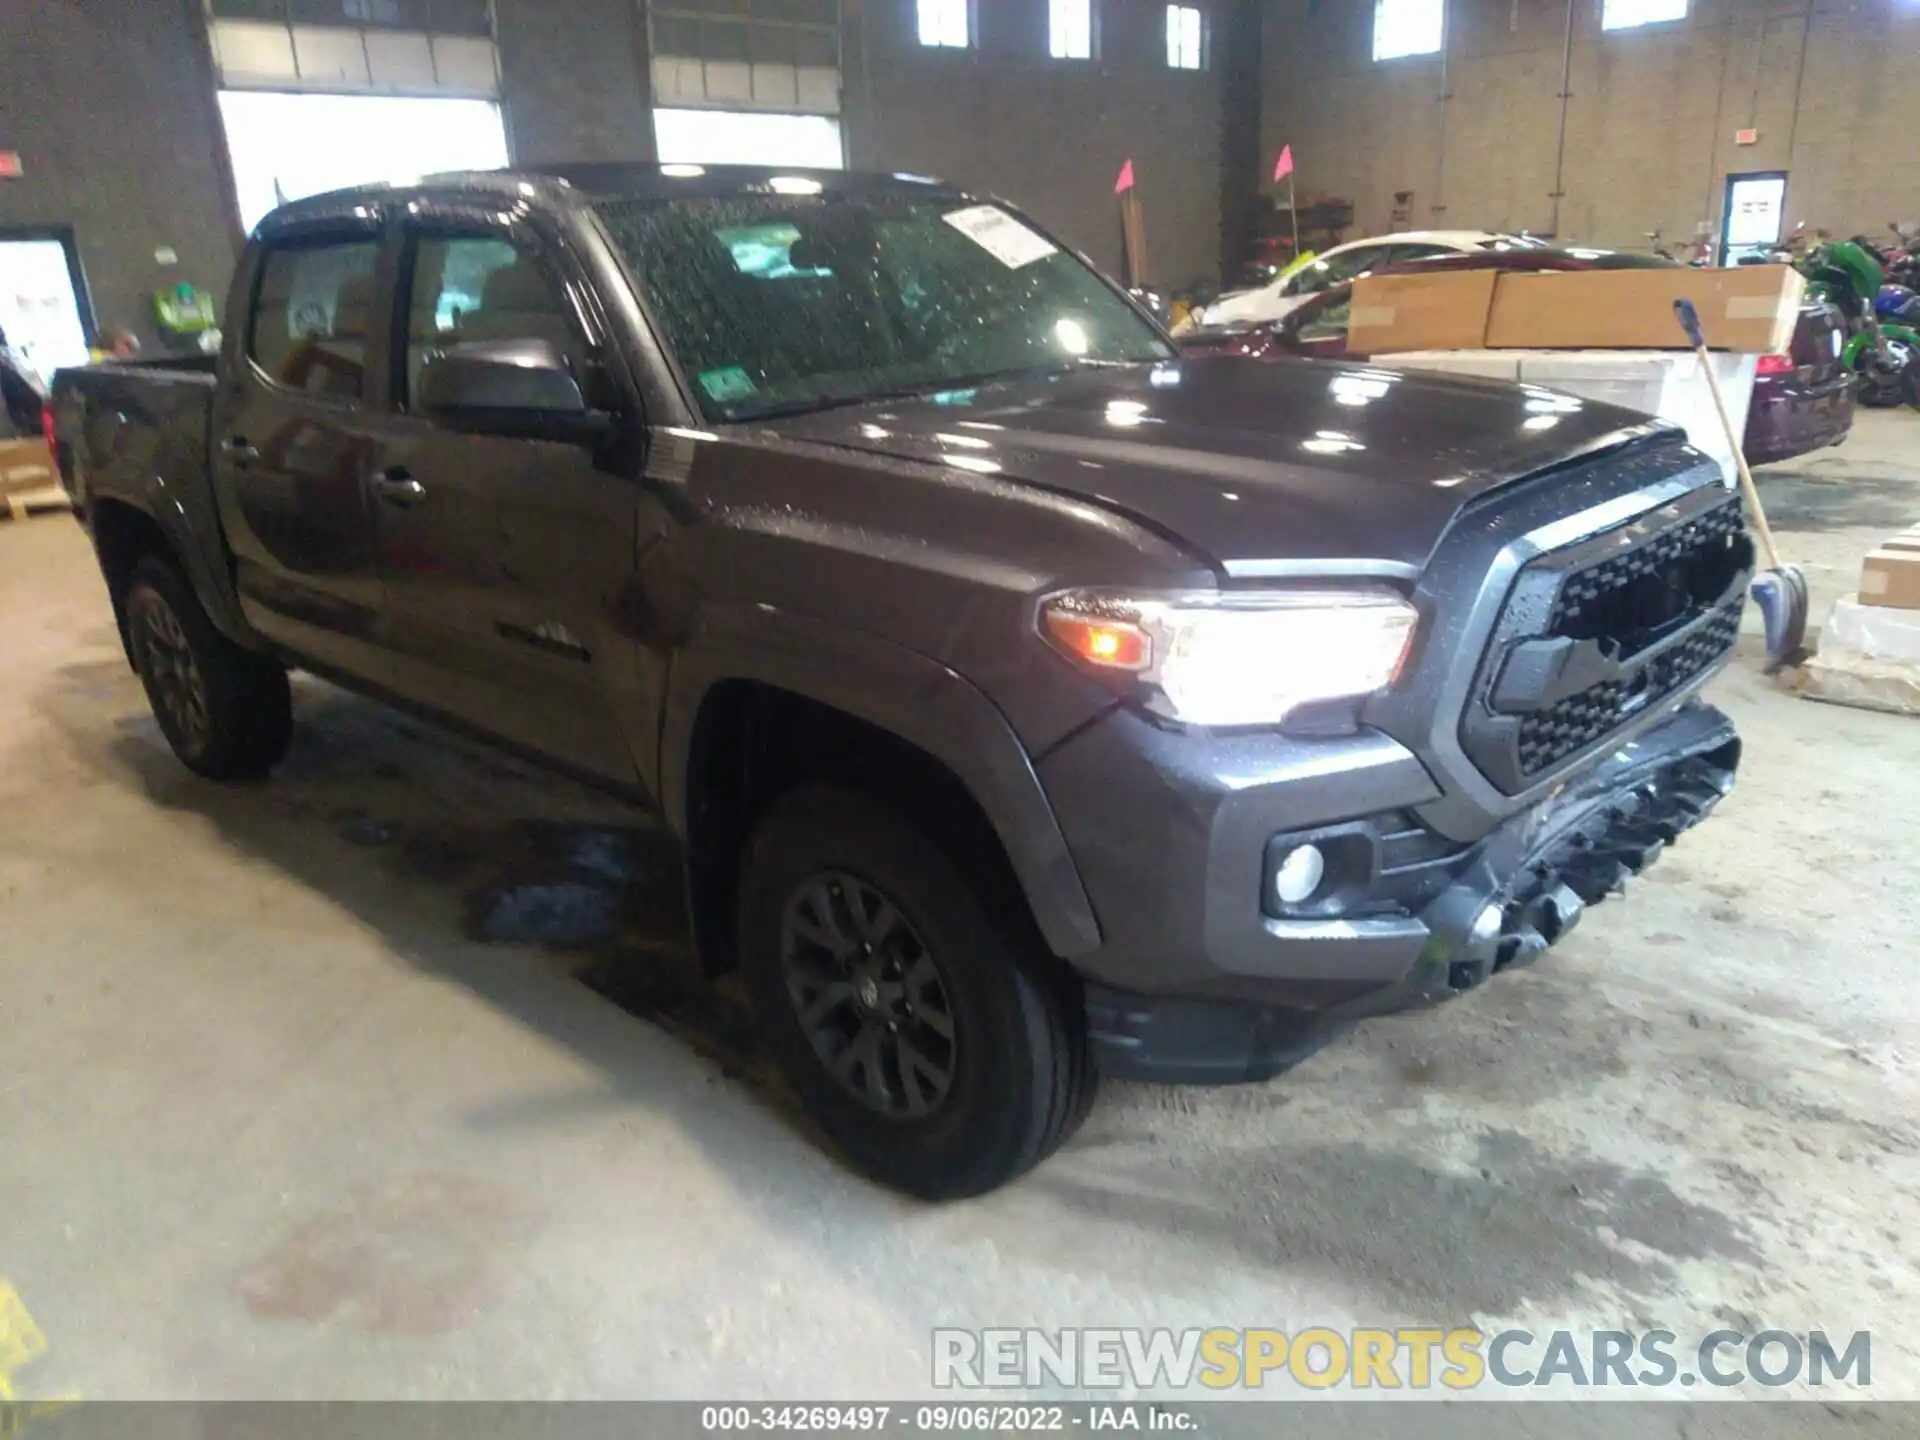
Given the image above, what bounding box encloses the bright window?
[1373,0,1443,59]
[1051,0,1093,59]
[217,91,509,236]
[1602,0,1687,30]
[1166,4,1204,68]
[653,109,845,169]
[917,0,970,48]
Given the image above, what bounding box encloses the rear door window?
[249,238,381,400]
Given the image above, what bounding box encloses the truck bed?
[51,355,218,507]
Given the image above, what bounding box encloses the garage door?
[649,0,844,168]
[205,0,509,232]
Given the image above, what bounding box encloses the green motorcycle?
[1797,240,1920,408]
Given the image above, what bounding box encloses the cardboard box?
[1347,270,1499,354]
[0,437,55,498]
[1860,548,1920,610]
[1879,526,1920,555]
[1484,265,1805,354]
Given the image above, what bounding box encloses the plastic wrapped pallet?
[1796,596,1920,717]
[1376,349,1756,489]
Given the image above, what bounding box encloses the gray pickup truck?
[54,165,1749,1197]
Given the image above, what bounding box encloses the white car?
[1186,230,1547,330]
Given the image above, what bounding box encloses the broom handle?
[1675,299,1783,571]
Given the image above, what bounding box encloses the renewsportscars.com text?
[931,1327,1871,1391]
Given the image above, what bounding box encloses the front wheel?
[737,785,1097,1199]
[1855,338,1916,408]
[125,556,292,780]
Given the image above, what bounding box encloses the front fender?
[660,602,1103,960]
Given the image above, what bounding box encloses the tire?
[737,784,1097,1199]
[124,555,292,781]
[1857,339,1917,408]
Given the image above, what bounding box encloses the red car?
[1178,248,1853,466]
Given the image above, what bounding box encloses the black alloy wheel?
[134,590,213,759]
[780,871,957,1119]
[123,555,293,780]
[737,785,1098,1198]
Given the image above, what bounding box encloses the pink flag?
[1114,158,1135,194]
[1273,145,1295,182]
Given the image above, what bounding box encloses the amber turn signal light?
[1042,608,1152,672]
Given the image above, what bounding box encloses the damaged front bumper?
[1084,702,1740,1084]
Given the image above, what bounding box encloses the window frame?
[1165,3,1205,69]
[916,0,972,50]
[1371,0,1444,62]
[243,221,385,408]
[1049,0,1095,61]
[1601,0,1688,32]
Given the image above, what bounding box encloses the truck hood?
[757,355,1670,573]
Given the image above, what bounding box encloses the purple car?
[1180,248,1853,466]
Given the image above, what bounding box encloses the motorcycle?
[1798,238,1920,409]
[1884,222,1920,291]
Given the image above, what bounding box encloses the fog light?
[1272,844,1326,906]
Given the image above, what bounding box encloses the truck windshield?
[595,193,1171,422]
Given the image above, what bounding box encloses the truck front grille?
[1461,492,1752,793]
[1514,598,1743,776]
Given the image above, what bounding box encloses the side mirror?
[418,339,617,446]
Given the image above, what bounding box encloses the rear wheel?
[738,785,1097,1199]
[125,556,291,780]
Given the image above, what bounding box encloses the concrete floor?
[2,412,1918,1411]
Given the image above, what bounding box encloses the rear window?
[249,237,380,399]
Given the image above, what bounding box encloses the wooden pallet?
[0,485,74,522]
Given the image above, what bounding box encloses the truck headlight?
[1040,588,1418,727]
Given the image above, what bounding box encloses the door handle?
[219,435,259,464]
[369,467,427,507]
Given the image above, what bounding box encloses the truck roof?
[261,163,968,229]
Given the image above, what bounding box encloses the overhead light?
[661,163,706,179]
[768,175,823,195]
[1054,318,1090,355]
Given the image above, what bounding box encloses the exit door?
[0,228,94,387]
[1719,171,1788,267]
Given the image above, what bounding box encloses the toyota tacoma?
[53,166,1749,1197]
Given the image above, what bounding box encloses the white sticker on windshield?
[942,205,1058,270]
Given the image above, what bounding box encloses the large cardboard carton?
[1485,265,1805,354]
[1347,270,1499,354]
[1860,548,1920,611]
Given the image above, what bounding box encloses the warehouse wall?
[0,0,238,352]
[495,0,655,164]
[845,0,1227,285]
[0,0,1227,345]
[1262,0,1920,251]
